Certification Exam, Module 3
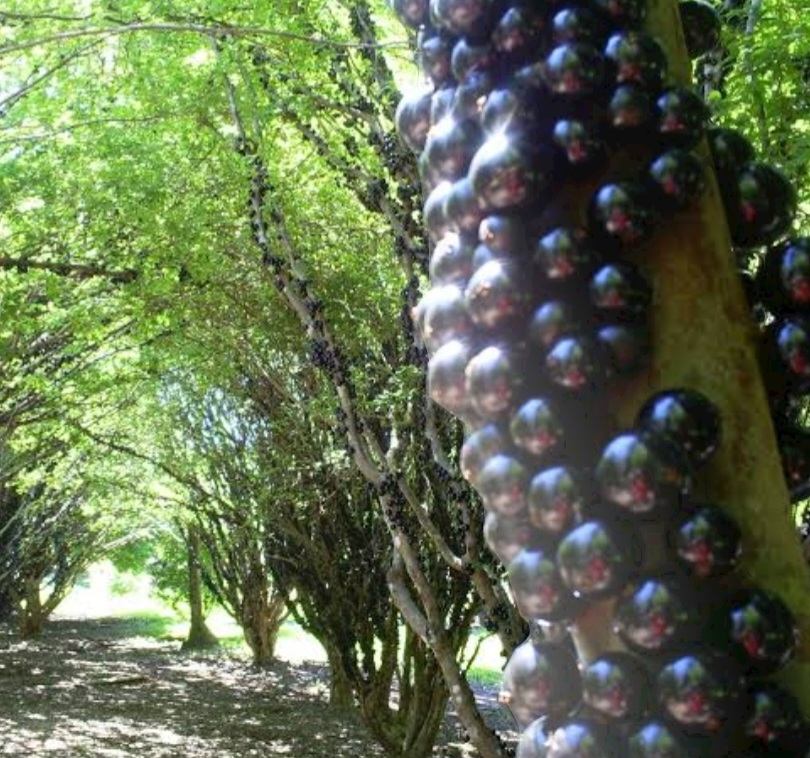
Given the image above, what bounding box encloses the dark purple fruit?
[596,323,650,374]
[727,588,798,675]
[430,86,456,125]
[420,284,474,352]
[635,388,721,468]
[477,453,529,516]
[510,398,565,459]
[604,31,667,90]
[428,339,473,416]
[529,300,582,349]
[544,718,620,758]
[493,5,545,65]
[423,116,483,182]
[391,0,430,28]
[757,238,810,315]
[608,83,655,132]
[672,505,741,579]
[423,180,456,241]
[627,721,689,758]
[479,214,528,254]
[581,652,650,720]
[515,718,548,758]
[509,546,580,621]
[453,69,497,121]
[551,7,608,47]
[444,176,488,237]
[481,84,544,137]
[707,127,756,180]
[777,426,810,502]
[535,226,603,287]
[429,0,496,40]
[527,466,585,536]
[429,233,475,285]
[502,640,582,726]
[596,431,690,514]
[419,32,454,87]
[745,682,804,748]
[484,511,535,564]
[723,163,797,248]
[591,0,648,27]
[451,38,495,83]
[615,577,703,654]
[773,317,810,392]
[648,149,706,210]
[655,87,709,149]
[466,343,523,418]
[468,133,554,210]
[552,117,609,175]
[545,334,611,392]
[656,652,746,735]
[460,423,511,485]
[542,43,606,96]
[679,0,722,58]
[556,520,636,600]
[589,262,652,322]
[589,181,659,248]
[395,86,434,153]
[465,258,532,330]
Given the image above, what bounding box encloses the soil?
[0,616,519,758]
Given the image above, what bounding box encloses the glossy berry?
[544,719,620,758]
[679,0,722,58]
[420,284,474,352]
[527,466,585,536]
[581,652,650,721]
[453,69,497,121]
[776,426,810,502]
[757,238,810,315]
[535,226,603,287]
[502,640,582,726]
[552,118,609,175]
[428,339,473,416]
[627,721,689,758]
[444,177,488,238]
[477,453,529,517]
[545,334,611,392]
[635,388,721,468]
[589,181,659,248]
[429,233,475,285]
[655,87,709,149]
[551,7,607,47]
[604,31,667,90]
[745,681,804,748]
[723,163,797,248]
[648,149,706,210]
[529,300,581,349]
[510,398,565,459]
[479,214,528,255]
[589,262,652,323]
[516,718,548,758]
[465,258,532,330]
[423,116,483,182]
[493,5,545,65]
[773,317,810,392]
[469,133,554,210]
[608,83,655,133]
[597,323,650,374]
[615,576,703,654]
[466,344,523,418]
[707,127,756,181]
[556,520,636,600]
[596,431,690,514]
[451,38,495,83]
[727,588,797,676]
[395,87,434,153]
[509,546,580,621]
[481,84,544,138]
[656,652,746,736]
[484,511,534,565]
[430,86,456,126]
[391,0,429,28]
[542,43,606,96]
[591,0,648,27]
[460,423,510,485]
[673,505,741,579]
[423,180,456,241]
[419,32,454,87]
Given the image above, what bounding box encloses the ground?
[0,616,518,758]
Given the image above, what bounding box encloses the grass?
[57,561,507,685]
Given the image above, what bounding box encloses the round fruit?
[391,0,429,28]
[542,43,606,96]
[479,213,528,255]
[776,426,810,502]
[430,0,495,40]
[545,334,612,392]
[707,127,756,181]
[604,31,668,90]
[516,718,548,758]
[551,7,607,47]
[672,505,742,579]
[581,651,650,720]
[773,316,810,392]
[535,226,603,287]
[466,343,523,418]
[510,398,566,459]
[527,466,586,536]
[429,233,475,285]
[648,149,706,210]
[589,181,659,248]
[460,422,511,485]
[745,681,804,747]
[493,4,545,65]
[528,300,582,349]
[757,238,810,315]
[679,0,722,58]
[591,0,648,27]
[484,511,535,565]
[423,116,483,182]
[451,38,495,83]
[420,283,474,352]
[544,717,620,758]
[395,86,434,153]
[465,258,532,330]
[428,338,473,416]
[655,87,709,149]
[476,453,529,516]
[509,546,580,621]
[552,117,609,176]
[419,32,454,87]
[596,323,650,375]
[589,262,652,323]
[627,720,689,758]
[608,83,655,133]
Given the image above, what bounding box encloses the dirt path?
[0,617,518,757]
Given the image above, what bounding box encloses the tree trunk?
[17,576,44,639]
[181,525,218,651]
[322,640,355,709]
[240,577,285,666]
[570,0,810,717]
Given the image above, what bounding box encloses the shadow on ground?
[0,617,516,758]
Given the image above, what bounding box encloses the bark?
[18,576,44,639]
[240,580,285,666]
[322,640,355,710]
[570,0,810,717]
[181,526,219,651]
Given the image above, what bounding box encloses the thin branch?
[0,255,138,282]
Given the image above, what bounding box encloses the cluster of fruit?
[390,0,807,755]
